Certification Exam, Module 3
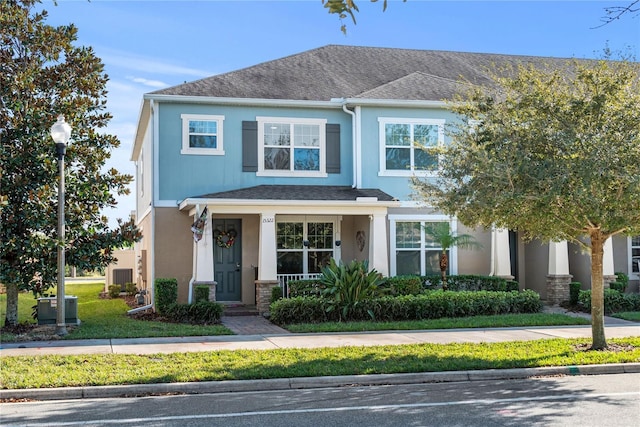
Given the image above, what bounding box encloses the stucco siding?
[154,208,194,303]
[523,240,549,299]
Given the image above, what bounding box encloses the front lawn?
[0,282,232,341]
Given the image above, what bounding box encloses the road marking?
[6,391,639,426]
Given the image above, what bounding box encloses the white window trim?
[256,116,327,177]
[389,214,458,276]
[276,215,340,274]
[378,117,445,177]
[180,114,225,155]
[629,236,640,279]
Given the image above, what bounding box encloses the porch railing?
[277,273,321,298]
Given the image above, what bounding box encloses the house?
[130,45,639,313]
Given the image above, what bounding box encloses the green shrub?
[270,297,330,324]
[271,290,542,325]
[287,279,324,297]
[506,280,519,292]
[194,285,210,303]
[423,275,510,292]
[320,259,387,320]
[578,289,640,314]
[108,285,121,298]
[609,282,625,293]
[384,275,423,296]
[165,301,223,324]
[271,286,283,304]
[155,278,178,315]
[615,272,629,293]
[124,282,137,296]
[569,282,581,306]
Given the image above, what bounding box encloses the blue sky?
[38,0,639,227]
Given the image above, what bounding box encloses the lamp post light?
[50,115,72,336]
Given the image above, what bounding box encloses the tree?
[0,0,141,327]
[595,0,640,27]
[322,0,405,33]
[423,222,481,291]
[412,58,640,350]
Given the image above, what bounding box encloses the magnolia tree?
[413,59,640,350]
[0,0,141,326]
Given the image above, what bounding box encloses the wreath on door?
[214,229,237,248]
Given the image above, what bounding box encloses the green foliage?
[320,259,386,320]
[423,275,513,292]
[383,275,423,296]
[164,301,223,325]
[287,279,324,297]
[270,286,283,304]
[322,0,405,33]
[0,0,141,325]
[124,282,137,296]
[194,285,209,303]
[155,278,178,315]
[108,285,121,299]
[271,290,542,324]
[614,272,629,292]
[579,289,640,314]
[609,282,625,293]
[569,282,582,306]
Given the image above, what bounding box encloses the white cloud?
[99,48,212,78]
[127,76,168,88]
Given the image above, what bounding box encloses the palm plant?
[423,222,482,291]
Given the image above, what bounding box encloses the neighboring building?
[131,45,638,312]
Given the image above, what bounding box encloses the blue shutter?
[326,123,340,174]
[242,121,258,172]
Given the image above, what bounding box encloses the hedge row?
[164,301,224,324]
[287,274,519,298]
[270,290,541,324]
[578,289,640,314]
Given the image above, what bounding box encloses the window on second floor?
[181,114,225,155]
[256,117,327,177]
[378,118,445,176]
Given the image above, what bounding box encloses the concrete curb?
[3,363,639,401]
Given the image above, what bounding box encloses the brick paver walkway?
[221,316,290,335]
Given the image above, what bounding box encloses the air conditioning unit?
[36,296,80,325]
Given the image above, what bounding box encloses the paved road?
[2,373,639,426]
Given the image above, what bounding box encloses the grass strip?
[284,313,591,333]
[2,337,639,389]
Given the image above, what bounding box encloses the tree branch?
[592,0,639,28]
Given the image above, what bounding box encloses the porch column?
[368,213,389,276]
[493,227,513,279]
[192,207,216,302]
[603,237,616,289]
[256,212,278,314]
[546,240,572,305]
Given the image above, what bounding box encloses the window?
[378,118,444,176]
[389,216,456,276]
[257,117,327,177]
[181,114,225,155]
[632,236,640,275]
[277,218,335,275]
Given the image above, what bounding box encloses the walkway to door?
[221,315,290,335]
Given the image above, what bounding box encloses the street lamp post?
[50,115,72,336]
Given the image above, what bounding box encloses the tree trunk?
[440,252,448,291]
[589,231,607,350]
[4,282,19,326]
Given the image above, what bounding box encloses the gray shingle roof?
[193,185,397,202]
[152,45,572,101]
